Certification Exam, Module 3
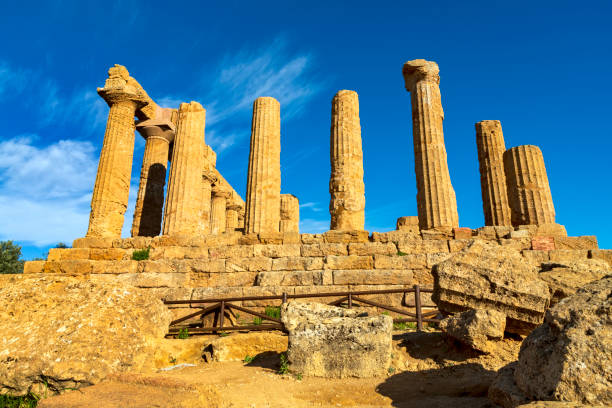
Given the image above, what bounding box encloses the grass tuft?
[131,248,150,261]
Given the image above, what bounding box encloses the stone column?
[162,101,206,236]
[329,90,365,231]
[280,194,300,233]
[210,188,229,235]
[503,145,556,226]
[201,170,217,234]
[226,203,242,232]
[87,89,145,238]
[475,120,512,226]
[402,59,459,231]
[244,97,281,234]
[131,109,175,237]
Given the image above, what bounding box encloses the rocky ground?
[37,329,521,408]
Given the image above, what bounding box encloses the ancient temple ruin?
[20,60,607,313]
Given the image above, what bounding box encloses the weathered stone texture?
[329,90,365,231]
[439,309,506,354]
[402,59,459,230]
[244,97,281,234]
[87,91,142,237]
[201,170,217,234]
[225,203,242,232]
[280,194,300,233]
[538,259,609,306]
[475,120,512,226]
[0,276,171,395]
[210,188,229,235]
[162,101,206,235]
[432,240,550,335]
[504,145,556,226]
[281,302,392,378]
[514,276,612,405]
[131,108,174,237]
[396,216,419,233]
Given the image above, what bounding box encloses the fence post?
[348,293,353,309]
[414,285,423,332]
[282,292,287,304]
[218,300,225,330]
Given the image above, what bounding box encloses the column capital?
[97,88,148,109]
[202,170,218,184]
[135,118,175,143]
[226,203,243,212]
[212,188,231,199]
[402,59,440,91]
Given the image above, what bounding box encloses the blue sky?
[1,1,610,260]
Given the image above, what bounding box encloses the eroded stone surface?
[281,302,392,378]
[440,309,506,353]
[0,276,171,395]
[280,194,300,233]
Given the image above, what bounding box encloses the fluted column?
[201,170,217,234]
[503,145,556,226]
[210,188,229,235]
[162,102,206,235]
[475,120,512,226]
[280,194,300,233]
[131,109,175,237]
[87,89,145,238]
[244,97,281,234]
[226,203,242,232]
[329,90,365,231]
[403,59,459,230]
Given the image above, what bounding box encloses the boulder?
[538,259,609,306]
[514,275,612,404]
[0,276,172,395]
[281,302,392,378]
[432,240,550,335]
[439,309,506,353]
[488,362,529,408]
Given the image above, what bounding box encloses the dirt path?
[39,331,518,408]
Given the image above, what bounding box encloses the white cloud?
[0,136,97,246]
[299,218,329,234]
[299,202,324,212]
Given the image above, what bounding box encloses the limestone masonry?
[14,61,609,311]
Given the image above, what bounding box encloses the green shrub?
[253,316,263,325]
[396,250,408,256]
[243,355,255,363]
[131,248,150,261]
[0,394,39,408]
[264,306,281,319]
[177,328,189,339]
[0,241,25,274]
[278,353,289,375]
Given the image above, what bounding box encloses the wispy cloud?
[158,37,322,154]
[299,202,324,212]
[299,218,329,234]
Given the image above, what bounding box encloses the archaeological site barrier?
[163,284,440,336]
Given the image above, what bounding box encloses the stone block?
[473,226,498,240]
[323,230,369,243]
[225,256,272,272]
[282,232,301,244]
[300,243,347,257]
[396,216,420,233]
[371,231,420,243]
[185,259,226,273]
[521,250,550,267]
[453,227,473,240]
[300,233,325,244]
[373,254,426,269]
[510,229,530,239]
[191,287,244,305]
[209,245,254,259]
[72,237,114,248]
[253,244,300,258]
[413,268,434,285]
[426,252,454,268]
[332,269,413,285]
[191,272,258,288]
[534,223,567,237]
[293,285,350,304]
[448,239,471,252]
[47,248,91,261]
[498,238,531,251]
[89,248,127,261]
[238,233,260,245]
[531,236,555,251]
[324,255,373,270]
[348,284,410,308]
[397,239,449,254]
[271,257,324,271]
[256,270,324,286]
[553,236,598,250]
[117,272,188,288]
[44,260,93,275]
[589,249,612,266]
[281,302,392,378]
[151,287,193,303]
[548,250,589,263]
[258,232,284,244]
[92,260,139,274]
[348,242,397,256]
[23,261,44,274]
[420,229,452,240]
[138,260,178,274]
[242,286,294,307]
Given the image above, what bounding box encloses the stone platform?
[11,228,606,319]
